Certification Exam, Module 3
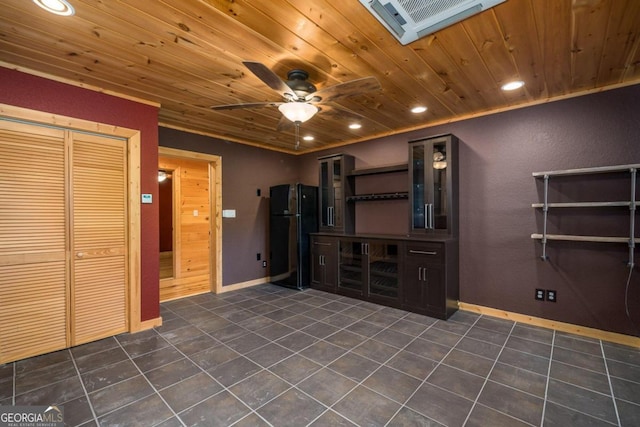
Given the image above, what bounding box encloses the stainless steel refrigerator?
[269,183,318,290]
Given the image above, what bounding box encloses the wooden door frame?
[0,103,145,332]
[158,146,223,293]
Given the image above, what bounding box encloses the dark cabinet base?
[311,233,459,320]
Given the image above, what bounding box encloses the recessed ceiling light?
[303,135,314,141]
[349,123,362,130]
[501,80,525,91]
[33,0,75,16]
[411,106,427,114]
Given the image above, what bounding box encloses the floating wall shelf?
[531,163,638,265]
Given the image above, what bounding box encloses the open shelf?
[531,201,631,208]
[531,164,637,264]
[530,233,636,243]
[347,192,408,202]
[349,163,408,176]
[532,163,640,177]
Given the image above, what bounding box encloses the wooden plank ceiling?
[1,0,639,154]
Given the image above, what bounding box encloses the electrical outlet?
[546,290,557,302]
[262,261,267,268]
[535,289,545,301]
[256,253,261,261]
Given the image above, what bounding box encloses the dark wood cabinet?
[310,134,460,320]
[402,241,457,319]
[318,154,355,234]
[409,134,458,237]
[365,240,401,306]
[336,238,401,304]
[312,234,457,319]
[310,236,337,292]
[337,238,365,297]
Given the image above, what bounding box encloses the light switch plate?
[141,194,152,204]
[222,209,236,218]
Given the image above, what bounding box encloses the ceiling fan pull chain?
[295,121,301,150]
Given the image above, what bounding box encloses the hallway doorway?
[158,147,222,301]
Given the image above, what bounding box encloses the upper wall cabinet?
[409,134,459,236]
[319,154,355,234]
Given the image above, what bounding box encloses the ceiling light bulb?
[33,0,75,16]
[349,123,362,129]
[501,80,525,91]
[411,106,427,113]
[278,102,318,123]
[303,135,314,141]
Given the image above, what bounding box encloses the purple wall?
[159,128,300,286]
[299,85,640,337]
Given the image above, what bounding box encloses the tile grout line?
[68,348,100,427]
[600,339,622,427]
[540,329,556,427]
[159,305,274,427]
[112,337,187,427]
[257,296,394,426]
[461,320,519,427]
[304,310,431,426]
[217,294,422,426]
[381,315,485,427]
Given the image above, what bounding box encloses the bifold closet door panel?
[70,133,128,345]
[0,122,67,363]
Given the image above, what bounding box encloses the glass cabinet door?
[411,143,426,230]
[320,161,329,227]
[332,160,342,229]
[409,135,457,235]
[430,140,448,231]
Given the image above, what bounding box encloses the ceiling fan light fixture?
[411,106,427,113]
[349,123,362,129]
[303,135,314,141]
[33,0,75,16]
[278,102,318,123]
[501,80,524,91]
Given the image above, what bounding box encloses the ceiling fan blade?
[242,61,296,99]
[306,76,381,103]
[211,101,281,111]
[320,104,366,121]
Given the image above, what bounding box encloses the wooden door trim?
[0,103,144,333]
[158,146,222,293]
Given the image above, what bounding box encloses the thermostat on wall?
[141,194,153,204]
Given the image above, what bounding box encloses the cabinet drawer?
[405,242,444,263]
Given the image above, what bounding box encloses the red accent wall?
[0,67,160,321]
[159,177,173,252]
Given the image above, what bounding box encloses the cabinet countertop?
[310,232,457,243]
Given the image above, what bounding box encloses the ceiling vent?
[359,0,506,45]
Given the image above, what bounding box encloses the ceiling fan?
[211,61,381,149]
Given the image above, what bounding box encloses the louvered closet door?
[70,133,128,345]
[0,122,68,363]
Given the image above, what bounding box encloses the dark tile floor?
[1,284,640,426]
